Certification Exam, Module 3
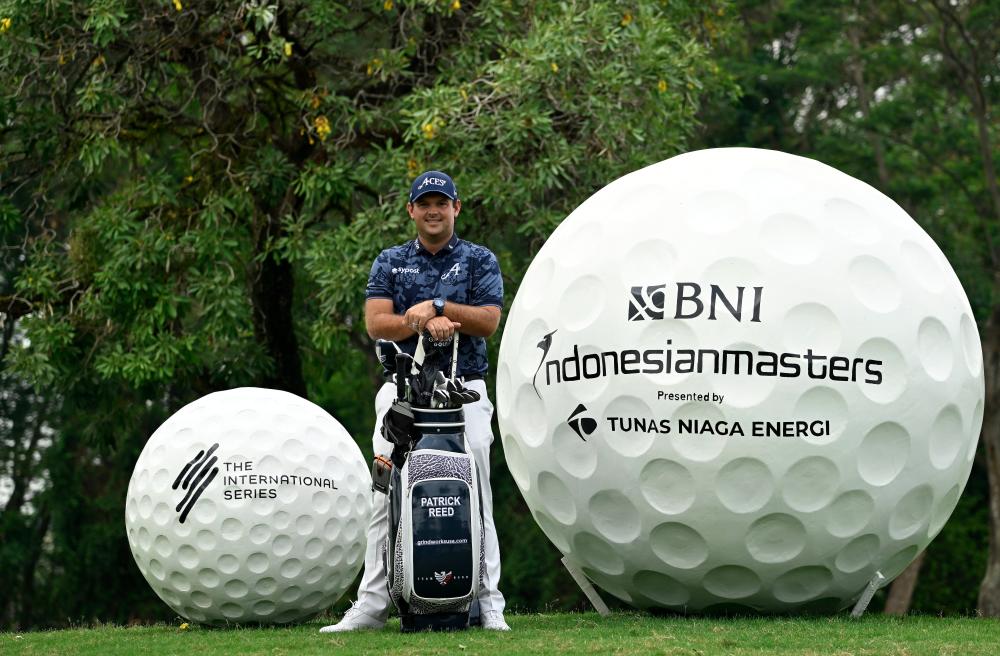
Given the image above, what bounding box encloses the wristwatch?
[433,298,446,316]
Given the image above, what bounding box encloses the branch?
[0,295,33,321]
[0,308,14,363]
[858,122,999,270]
[926,0,978,103]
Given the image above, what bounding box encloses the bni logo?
[172,443,220,524]
[627,282,764,322]
[627,284,666,321]
[567,404,597,441]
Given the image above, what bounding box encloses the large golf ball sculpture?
[126,388,371,624]
[498,148,984,613]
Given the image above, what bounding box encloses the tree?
[0,327,55,627]
[0,0,734,626]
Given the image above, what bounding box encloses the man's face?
[407,192,460,243]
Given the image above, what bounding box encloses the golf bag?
[373,334,486,632]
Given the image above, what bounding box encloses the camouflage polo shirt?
[365,233,504,377]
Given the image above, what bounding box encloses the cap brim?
[410,190,457,202]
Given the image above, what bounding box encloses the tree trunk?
[17,507,50,629]
[884,552,925,615]
[251,246,306,398]
[849,9,925,616]
[978,306,1000,616]
[846,14,892,193]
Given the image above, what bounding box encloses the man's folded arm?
[365,298,415,341]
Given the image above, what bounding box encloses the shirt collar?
[414,233,461,256]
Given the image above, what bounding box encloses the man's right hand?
[403,299,436,335]
[424,316,461,342]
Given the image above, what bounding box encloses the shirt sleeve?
[471,249,504,308]
[365,250,393,300]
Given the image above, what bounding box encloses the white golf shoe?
[481,610,510,631]
[319,602,385,633]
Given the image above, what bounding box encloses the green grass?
[3,612,998,655]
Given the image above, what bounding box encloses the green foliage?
[33,406,173,626]
[2,0,735,392]
[0,0,735,627]
[702,0,999,315]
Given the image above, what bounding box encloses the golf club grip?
[395,353,407,399]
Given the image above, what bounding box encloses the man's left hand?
[403,300,436,334]
[424,316,462,342]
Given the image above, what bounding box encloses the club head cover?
[381,400,415,447]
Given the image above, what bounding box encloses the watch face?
[434,299,445,315]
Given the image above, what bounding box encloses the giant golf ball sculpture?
[126,388,371,624]
[498,148,984,613]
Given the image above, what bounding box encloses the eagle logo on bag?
[434,571,454,586]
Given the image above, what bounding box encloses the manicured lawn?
[4,612,997,655]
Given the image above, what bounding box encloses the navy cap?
[409,170,459,202]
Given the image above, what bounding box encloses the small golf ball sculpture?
[125,388,371,624]
[498,148,984,613]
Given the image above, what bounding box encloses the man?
[320,170,509,632]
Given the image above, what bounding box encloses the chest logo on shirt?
[441,263,462,281]
[392,267,420,275]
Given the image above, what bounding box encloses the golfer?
[321,170,509,632]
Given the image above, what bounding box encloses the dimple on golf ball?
[125,387,372,625]
[497,147,984,613]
